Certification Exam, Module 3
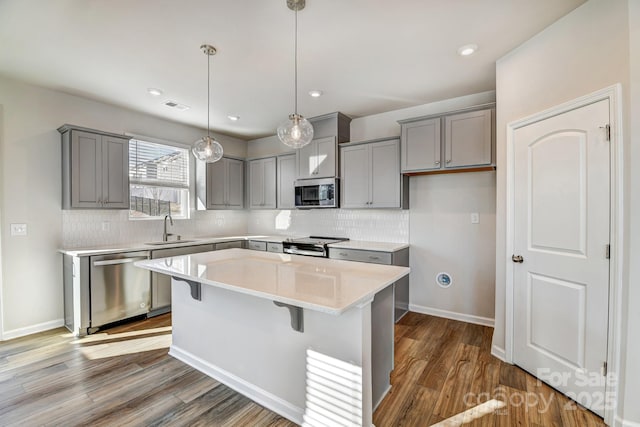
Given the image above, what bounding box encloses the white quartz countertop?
[327,240,409,252]
[58,235,295,257]
[135,248,410,315]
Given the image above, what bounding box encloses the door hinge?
[605,244,610,259]
[602,361,608,377]
[605,124,611,141]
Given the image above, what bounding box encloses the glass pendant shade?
[277,114,314,148]
[192,135,223,162]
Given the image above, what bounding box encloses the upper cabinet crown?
[398,104,495,174]
[196,157,244,210]
[59,125,130,209]
[296,112,351,180]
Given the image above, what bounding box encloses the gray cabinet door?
[263,157,277,208]
[277,154,296,209]
[101,136,129,208]
[296,140,317,179]
[206,160,227,209]
[444,109,493,168]
[341,144,370,208]
[226,158,244,208]
[71,130,102,208]
[370,139,400,208]
[400,117,441,172]
[248,159,265,209]
[315,136,337,178]
[295,136,336,179]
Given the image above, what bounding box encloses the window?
[129,139,190,219]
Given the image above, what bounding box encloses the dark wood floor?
[0,312,605,426]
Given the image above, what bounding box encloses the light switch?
[470,213,480,224]
[10,223,27,236]
[101,221,110,232]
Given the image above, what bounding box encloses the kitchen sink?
[145,240,198,246]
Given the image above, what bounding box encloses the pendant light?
[192,44,224,163]
[277,0,314,149]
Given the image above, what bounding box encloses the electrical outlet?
[10,223,27,236]
[101,221,110,232]
[470,213,480,224]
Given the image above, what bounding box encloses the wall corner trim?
[2,318,64,341]
[408,304,494,327]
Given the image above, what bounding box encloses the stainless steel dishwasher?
[90,251,150,330]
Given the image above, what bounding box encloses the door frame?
[505,84,623,425]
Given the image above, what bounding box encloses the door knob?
[512,255,524,263]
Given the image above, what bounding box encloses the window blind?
[129,139,189,188]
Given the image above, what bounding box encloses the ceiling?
[0,0,585,140]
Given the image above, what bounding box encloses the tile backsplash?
[62,210,248,248]
[62,208,409,248]
[248,209,409,243]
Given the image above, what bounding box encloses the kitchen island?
[135,248,409,426]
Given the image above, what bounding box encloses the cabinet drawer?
[267,242,283,253]
[215,241,244,250]
[328,248,392,265]
[248,240,267,251]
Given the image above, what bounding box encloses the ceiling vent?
[163,100,190,111]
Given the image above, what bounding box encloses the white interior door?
[512,99,610,416]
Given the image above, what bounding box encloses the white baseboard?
[491,345,507,362]
[408,304,494,327]
[615,415,640,427]
[373,384,391,412]
[2,318,64,341]
[169,345,304,425]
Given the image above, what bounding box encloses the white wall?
[0,75,248,337]
[494,0,637,423]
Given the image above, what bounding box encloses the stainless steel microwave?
[294,178,339,208]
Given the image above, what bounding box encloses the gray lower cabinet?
[277,154,296,209]
[247,240,267,251]
[149,244,215,316]
[398,105,495,173]
[341,138,407,209]
[328,246,409,321]
[248,157,277,209]
[197,157,244,210]
[59,125,130,209]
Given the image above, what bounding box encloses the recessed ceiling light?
[458,44,478,56]
[308,90,323,98]
[227,115,240,121]
[147,87,163,96]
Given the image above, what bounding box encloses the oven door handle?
[284,248,325,257]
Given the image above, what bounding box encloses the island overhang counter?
[135,248,410,426]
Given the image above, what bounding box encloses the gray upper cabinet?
[400,118,441,172]
[204,157,244,209]
[398,105,495,174]
[296,136,337,179]
[277,154,296,209]
[341,138,407,209]
[59,125,129,209]
[444,109,492,168]
[248,157,276,209]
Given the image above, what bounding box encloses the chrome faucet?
[163,214,174,242]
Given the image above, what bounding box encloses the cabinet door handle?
[339,252,348,256]
[369,256,380,260]
[435,161,440,165]
[446,159,452,164]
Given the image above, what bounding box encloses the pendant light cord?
[207,50,211,138]
[294,6,298,116]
